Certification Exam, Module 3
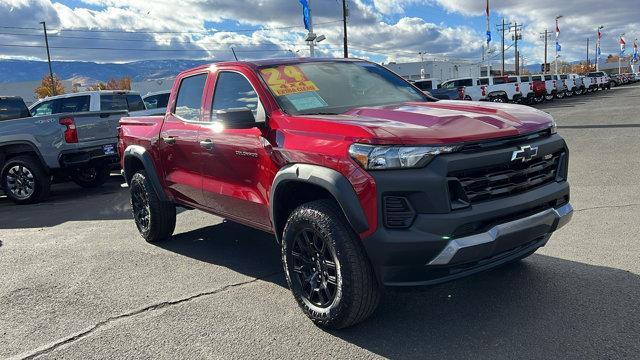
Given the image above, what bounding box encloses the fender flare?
[0,140,47,171]
[270,164,369,238]
[122,145,168,201]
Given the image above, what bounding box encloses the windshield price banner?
[260,65,319,96]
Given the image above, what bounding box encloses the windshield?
[258,61,428,115]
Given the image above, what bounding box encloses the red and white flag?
[555,19,560,38]
[620,36,626,51]
[598,29,602,40]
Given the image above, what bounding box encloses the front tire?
[544,92,555,101]
[130,170,176,242]
[489,95,507,103]
[1,155,50,205]
[555,90,565,99]
[282,200,380,329]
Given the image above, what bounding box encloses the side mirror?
[214,107,260,129]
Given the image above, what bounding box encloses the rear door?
[159,72,209,206]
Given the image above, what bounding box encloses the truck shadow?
[152,221,639,358]
[331,255,639,359]
[0,175,132,229]
[155,220,286,287]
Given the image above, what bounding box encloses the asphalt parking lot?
[2,85,640,360]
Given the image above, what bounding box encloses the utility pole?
[540,29,552,74]
[342,0,348,58]
[40,21,56,95]
[586,38,590,65]
[496,19,510,75]
[510,22,523,75]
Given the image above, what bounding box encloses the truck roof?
[179,57,368,75]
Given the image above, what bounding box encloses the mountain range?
[0,59,212,84]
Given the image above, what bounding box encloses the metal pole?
[40,21,56,96]
[544,29,548,74]
[342,0,348,58]
[587,38,590,65]
[514,22,519,75]
[308,0,314,57]
[502,18,505,76]
[231,47,238,61]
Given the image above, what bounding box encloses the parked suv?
[29,90,145,116]
[119,58,572,329]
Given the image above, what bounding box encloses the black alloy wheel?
[291,227,339,308]
[131,181,151,234]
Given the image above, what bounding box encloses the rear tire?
[544,93,555,101]
[1,155,50,205]
[282,200,381,329]
[71,165,111,188]
[130,170,176,242]
[490,95,507,103]
[555,90,565,99]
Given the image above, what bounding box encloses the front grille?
[450,151,564,203]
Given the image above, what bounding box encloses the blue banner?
[486,31,491,44]
[299,0,310,30]
[556,41,561,52]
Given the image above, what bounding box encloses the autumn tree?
[34,74,65,99]
[88,76,132,91]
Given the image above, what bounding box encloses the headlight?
[349,143,459,170]
[550,120,558,134]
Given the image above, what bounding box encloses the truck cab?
[29,90,145,117]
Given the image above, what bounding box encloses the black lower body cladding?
[360,132,572,286]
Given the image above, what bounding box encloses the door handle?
[162,136,176,145]
[199,139,214,150]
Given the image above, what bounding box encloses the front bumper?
[361,132,571,286]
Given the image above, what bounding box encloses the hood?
[308,101,555,145]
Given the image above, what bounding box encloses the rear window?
[531,76,542,81]
[100,94,145,112]
[456,79,473,87]
[0,98,30,121]
[560,75,568,79]
[544,75,553,80]
[478,78,490,85]
[143,93,170,109]
[507,77,519,83]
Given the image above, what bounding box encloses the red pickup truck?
[119,58,573,329]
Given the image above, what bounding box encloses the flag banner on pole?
[555,19,560,38]
[634,39,638,62]
[299,0,310,30]
[597,46,601,56]
[620,36,626,56]
[556,41,561,52]
[486,0,491,44]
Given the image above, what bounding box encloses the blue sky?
[0,0,638,65]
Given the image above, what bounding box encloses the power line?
[0,21,342,35]
[0,43,292,53]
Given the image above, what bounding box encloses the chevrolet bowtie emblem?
[511,145,539,163]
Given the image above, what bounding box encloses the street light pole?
[40,21,56,96]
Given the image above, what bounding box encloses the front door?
[199,70,272,229]
[159,72,208,207]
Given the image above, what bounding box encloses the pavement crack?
[13,271,283,360]
[574,203,640,212]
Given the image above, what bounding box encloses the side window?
[478,78,489,85]
[174,74,207,121]
[441,81,454,89]
[126,95,145,112]
[144,93,170,109]
[31,100,54,116]
[493,77,506,84]
[458,79,473,87]
[59,96,90,113]
[507,77,518,83]
[211,72,261,120]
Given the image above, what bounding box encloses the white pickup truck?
[567,74,587,95]
[559,74,576,97]
[587,71,611,90]
[439,76,522,103]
